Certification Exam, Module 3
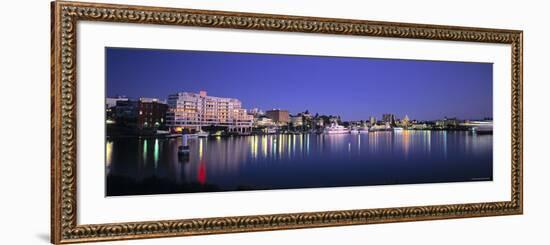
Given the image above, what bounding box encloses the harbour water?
[106,131,492,196]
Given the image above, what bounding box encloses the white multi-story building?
[166,91,253,133]
[106,96,128,108]
[254,117,274,127]
[248,108,265,116]
[290,115,303,127]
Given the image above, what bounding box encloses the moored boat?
[210,130,223,137]
[324,123,349,134]
[197,130,209,138]
[370,124,391,131]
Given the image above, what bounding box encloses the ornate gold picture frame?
[51,1,523,243]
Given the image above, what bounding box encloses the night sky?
[106,47,492,121]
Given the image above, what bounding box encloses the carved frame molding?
[51,1,523,243]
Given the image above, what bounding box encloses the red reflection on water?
[198,161,207,185]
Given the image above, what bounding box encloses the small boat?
[393,127,404,132]
[370,124,391,131]
[359,127,369,134]
[266,128,277,134]
[324,123,349,134]
[197,130,209,138]
[349,129,359,134]
[211,131,223,137]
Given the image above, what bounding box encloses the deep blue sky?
[106,47,492,121]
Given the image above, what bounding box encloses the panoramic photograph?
[105,47,493,196]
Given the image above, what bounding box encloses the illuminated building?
[112,100,138,126]
[290,115,303,127]
[435,117,459,129]
[249,108,265,116]
[266,109,290,125]
[254,116,275,127]
[108,98,167,129]
[369,116,376,125]
[402,115,410,127]
[106,96,128,108]
[382,113,396,125]
[137,98,168,129]
[166,91,253,133]
[315,117,325,127]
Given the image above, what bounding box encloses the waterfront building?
[315,117,325,127]
[302,111,313,120]
[402,115,410,127]
[254,116,275,127]
[328,116,340,124]
[446,117,459,127]
[410,123,428,130]
[301,111,314,129]
[106,97,128,124]
[435,117,459,129]
[249,108,265,117]
[106,96,128,108]
[290,115,303,127]
[166,91,253,133]
[382,114,396,125]
[110,98,168,129]
[137,98,168,129]
[369,116,376,126]
[266,109,290,125]
[113,100,138,126]
[370,122,391,131]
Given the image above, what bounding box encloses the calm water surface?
[106,131,492,196]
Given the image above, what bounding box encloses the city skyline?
[106,47,493,121]
[107,92,482,123]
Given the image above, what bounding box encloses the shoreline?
[106,128,491,139]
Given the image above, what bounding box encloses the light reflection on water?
[154,139,159,168]
[106,131,493,196]
[142,139,147,164]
